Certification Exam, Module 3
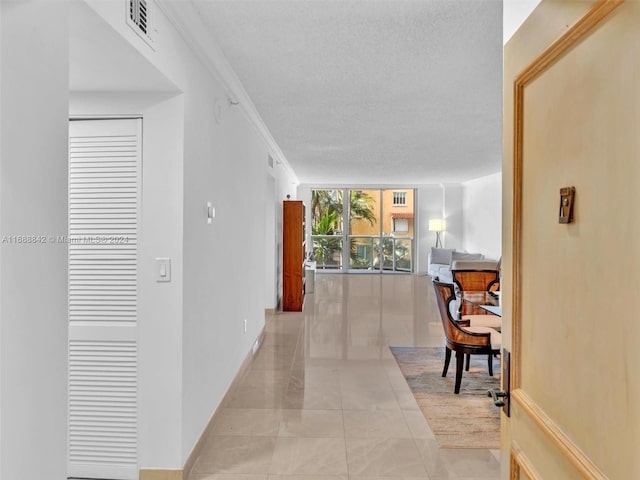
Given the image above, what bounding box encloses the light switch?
[156,258,171,282]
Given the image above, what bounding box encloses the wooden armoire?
[282,200,305,311]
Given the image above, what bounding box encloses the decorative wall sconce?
[429,219,446,247]
[559,186,575,223]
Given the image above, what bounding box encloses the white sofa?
[427,247,499,284]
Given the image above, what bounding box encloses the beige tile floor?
[189,273,501,480]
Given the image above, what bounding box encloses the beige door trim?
[510,1,623,479]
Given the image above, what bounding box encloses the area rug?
[390,346,500,449]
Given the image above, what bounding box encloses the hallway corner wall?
[0,1,70,478]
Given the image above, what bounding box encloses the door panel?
[505,1,639,479]
[68,118,141,479]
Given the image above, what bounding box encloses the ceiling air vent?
[129,0,147,34]
[127,0,153,48]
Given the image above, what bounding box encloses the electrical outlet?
[243,319,247,333]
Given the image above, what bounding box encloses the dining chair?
[451,260,500,318]
[432,280,501,394]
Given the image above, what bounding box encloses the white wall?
[0,2,69,478]
[462,172,502,260]
[416,185,444,274]
[297,185,311,258]
[137,95,185,465]
[0,3,3,473]
[264,171,277,309]
[181,95,274,459]
[443,184,464,251]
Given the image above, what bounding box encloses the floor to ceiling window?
[310,189,345,270]
[311,188,415,273]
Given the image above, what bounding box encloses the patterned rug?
[390,346,500,449]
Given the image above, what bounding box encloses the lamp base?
[435,232,442,248]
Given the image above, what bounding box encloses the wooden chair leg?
[488,353,494,376]
[454,351,464,394]
[465,353,470,371]
[442,347,452,377]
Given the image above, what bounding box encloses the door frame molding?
[510,1,623,479]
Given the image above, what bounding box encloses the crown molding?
[155,0,299,185]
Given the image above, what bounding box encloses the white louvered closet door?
[68,118,141,480]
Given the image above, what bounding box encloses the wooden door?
[503,1,639,478]
[68,118,141,479]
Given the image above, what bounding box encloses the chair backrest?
[451,268,499,315]
[432,280,490,348]
[450,259,500,291]
[451,269,500,292]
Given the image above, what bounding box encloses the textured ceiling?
[192,0,503,185]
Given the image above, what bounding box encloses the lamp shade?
[428,219,445,232]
